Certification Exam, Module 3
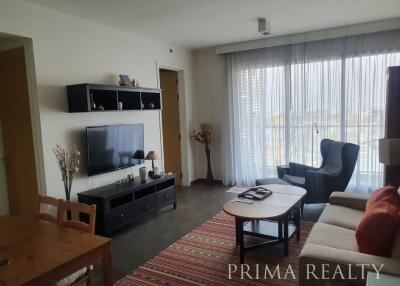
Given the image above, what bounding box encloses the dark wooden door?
[0,118,9,215]
[160,70,182,185]
[0,47,38,217]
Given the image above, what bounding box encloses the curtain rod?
[215,18,400,55]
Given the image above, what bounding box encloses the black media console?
[77,174,176,236]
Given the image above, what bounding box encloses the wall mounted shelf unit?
[66,83,162,112]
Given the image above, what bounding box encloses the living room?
[0,0,400,285]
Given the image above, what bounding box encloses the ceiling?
[0,33,23,44]
[27,0,400,49]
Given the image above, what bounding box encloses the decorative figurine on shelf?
[53,144,80,201]
[96,102,105,111]
[145,151,161,178]
[191,123,216,185]
[127,173,133,181]
[139,167,147,182]
[90,100,96,111]
[119,74,132,86]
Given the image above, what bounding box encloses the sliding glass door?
[232,49,400,190]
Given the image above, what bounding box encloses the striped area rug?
[115,211,314,286]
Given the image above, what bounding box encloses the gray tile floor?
[96,184,326,284]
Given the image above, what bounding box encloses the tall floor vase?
[204,144,214,184]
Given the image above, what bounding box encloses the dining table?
[0,215,112,286]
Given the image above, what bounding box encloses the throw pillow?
[366,186,400,210]
[356,186,400,257]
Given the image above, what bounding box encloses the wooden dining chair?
[37,195,62,224]
[58,200,97,234]
[58,200,97,286]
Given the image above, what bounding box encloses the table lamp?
[145,151,160,178]
[132,149,145,161]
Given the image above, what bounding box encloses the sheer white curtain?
[224,30,400,189]
[225,47,289,186]
[345,52,400,190]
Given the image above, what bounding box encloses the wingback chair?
[278,139,360,204]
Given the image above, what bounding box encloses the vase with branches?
[53,144,80,201]
[191,123,215,184]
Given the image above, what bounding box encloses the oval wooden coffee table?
[223,184,306,263]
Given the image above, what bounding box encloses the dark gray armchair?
[278,139,360,204]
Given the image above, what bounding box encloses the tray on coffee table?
[238,187,272,200]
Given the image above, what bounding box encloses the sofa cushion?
[318,204,364,230]
[391,228,400,259]
[299,243,400,285]
[329,191,370,211]
[306,222,359,252]
[391,188,400,258]
[356,198,400,257]
[366,185,400,210]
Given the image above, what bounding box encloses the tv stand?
[77,174,176,236]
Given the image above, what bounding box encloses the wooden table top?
[223,184,307,220]
[0,215,111,286]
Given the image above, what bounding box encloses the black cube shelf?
[66,83,162,112]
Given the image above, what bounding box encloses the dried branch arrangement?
[191,123,214,183]
[191,123,213,145]
[53,144,80,201]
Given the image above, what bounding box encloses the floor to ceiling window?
[225,30,400,190]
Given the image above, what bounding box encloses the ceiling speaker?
[258,18,271,36]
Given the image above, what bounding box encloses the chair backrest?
[341,141,361,178]
[319,139,345,174]
[59,200,96,234]
[319,138,360,185]
[37,195,61,224]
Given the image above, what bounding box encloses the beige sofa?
[299,191,400,286]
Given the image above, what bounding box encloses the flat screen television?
[86,124,145,176]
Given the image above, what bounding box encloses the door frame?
[156,61,190,186]
[0,36,46,197]
[0,118,9,215]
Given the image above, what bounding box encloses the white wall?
[192,48,226,181]
[0,0,194,200]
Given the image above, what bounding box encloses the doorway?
[0,47,38,217]
[160,69,182,185]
